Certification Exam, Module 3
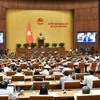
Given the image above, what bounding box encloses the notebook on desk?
[6,85,15,93]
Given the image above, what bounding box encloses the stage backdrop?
[6,9,74,52]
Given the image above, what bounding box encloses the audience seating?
[79,62,85,72]
[33,81,49,90]
[0,95,9,100]
[12,76,25,81]
[30,96,54,100]
[91,62,97,71]
[54,74,63,80]
[6,71,16,76]
[0,76,3,81]
[92,80,100,88]
[75,73,88,80]
[20,64,27,69]
[23,71,33,76]
[64,80,81,89]
[33,75,45,80]
[77,94,100,100]
[68,62,74,69]
[32,64,39,69]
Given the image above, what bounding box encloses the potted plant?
[52,43,57,47]
[59,42,65,51]
[31,43,37,48]
[16,43,21,48]
[23,43,29,48]
[59,42,65,47]
[44,43,50,48]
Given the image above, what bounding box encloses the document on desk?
[18,81,25,84]
[49,92,58,97]
[56,81,60,84]
[91,90,100,94]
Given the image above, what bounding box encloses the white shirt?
[62,67,71,73]
[40,69,49,75]
[0,89,17,100]
[60,76,73,90]
[44,64,51,69]
[4,67,10,72]
[83,75,99,89]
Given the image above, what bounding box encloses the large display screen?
[77,31,96,43]
[0,32,3,44]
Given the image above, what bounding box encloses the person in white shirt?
[52,70,63,78]
[14,68,26,79]
[83,69,99,89]
[60,71,73,90]
[44,62,51,69]
[0,81,18,100]
[40,66,49,75]
[0,68,7,80]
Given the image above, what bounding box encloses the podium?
[37,38,45,48]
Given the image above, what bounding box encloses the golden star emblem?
[27,30,31,36]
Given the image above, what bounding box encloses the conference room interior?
[0,0,100,100]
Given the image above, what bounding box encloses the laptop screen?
[6,85,15,93]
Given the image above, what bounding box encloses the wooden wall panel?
[0,0,99,52]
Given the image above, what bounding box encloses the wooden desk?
[16,90,79,100]
[7,75,53,81]
[12,81,61,90]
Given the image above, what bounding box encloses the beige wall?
[6,9,74,52]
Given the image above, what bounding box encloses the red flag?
[26,23,34,44]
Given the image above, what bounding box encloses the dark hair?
[75,67,81,73]
[89,69,94,75]
[29,66,34,70]
[0,81,8,89]
[39,84,48,95]
[35,76,43,81]
[12,66,17,71]
[0,68,3,72]
[82,86,90,94]
[64,71,69,76]
[34,70,40,75]
[17,68,22,73]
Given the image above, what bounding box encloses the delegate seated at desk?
[74,86,90,100]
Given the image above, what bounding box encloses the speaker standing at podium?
[37,33,45,48]
[37,33,45,40]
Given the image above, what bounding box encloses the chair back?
[33,81,49,90]
[32,64,39,69]
[93,80,100,88]
[77,94,100,100]
[79,63,85,72]
[54,74,63,80]
[6,71,16,76]
[0,95,9,100]
[64,80,81,89]
[68,62,74,69]
[12,76,24,81]
[30,96,54,100]
[20,64,27,69]
[23,71,33,76]
[91,62,97,71]
[75,73,88,80]
[0,76,3,81]
[33,75,45,81]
